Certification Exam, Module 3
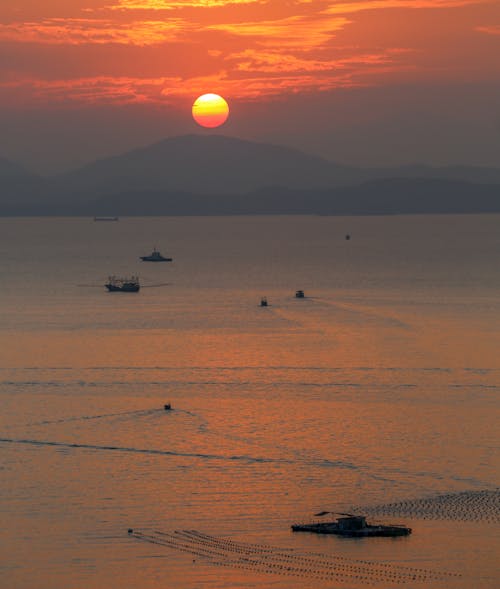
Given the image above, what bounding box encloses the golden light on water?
[192,93,229,128]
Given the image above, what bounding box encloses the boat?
[94,216,119,221]
[295,290,305,298]
[260,297,268,307]
[105,276,140,292]
[291,514,411,537]
[140,247,172,262]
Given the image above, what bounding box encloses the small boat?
[295,290,305,298]
[140,247,172,262]
[94,216,119,221]
[291,514,411,537]
[260,297,268,307]
[164,403,172,411]
[105,276,140,292]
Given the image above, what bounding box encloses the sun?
[192,93,229,128]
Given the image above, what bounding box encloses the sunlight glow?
[0,0,496,106]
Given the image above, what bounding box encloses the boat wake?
[0,437,358,470]
[26,408,161,427]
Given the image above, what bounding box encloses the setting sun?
[192,93,229,128]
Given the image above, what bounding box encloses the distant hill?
[0,157,32,180]
[352,164,500,186]
[51,134,356,200]
[53,135,500,199]
[3,177,494,217]
[0,135,499,214]
[0,157,42,204]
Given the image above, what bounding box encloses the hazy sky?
[0,0,499,173]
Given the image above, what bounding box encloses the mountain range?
[1,135,499,215]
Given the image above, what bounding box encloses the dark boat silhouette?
[292,514,411,537]
[140,247,172,262]
[295,290,305,298]
[105,276,140,292]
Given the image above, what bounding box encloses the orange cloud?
[160,70,367,99]
[107,0,263,9]
[476,24,500,35]
[0,18,186,45]
[230,48,401,73]
[207,15,350,49]
[0,0,497,107]
[0,75,173,105]
[324,0,491,14]
[0,66,370,107]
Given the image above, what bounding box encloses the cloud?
[0,0,497,106]
[476,24,500,35]
[229,47,404,74]
[161,70,368,99]
[107,0,263,9]
[324,0,491,14]
[0,18,186,46]
[207,15,350,49]
[0,75,173,105]
[0,67,370,106]
[108,0,487,11]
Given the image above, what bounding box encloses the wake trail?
[0,437,359,470]
[26,408,162,427]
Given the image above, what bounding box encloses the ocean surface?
[0,215,499,589]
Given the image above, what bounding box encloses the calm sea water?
[0,215,499,589]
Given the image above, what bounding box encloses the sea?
[0,214,498,589]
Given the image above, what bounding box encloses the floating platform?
[291,515,411,537]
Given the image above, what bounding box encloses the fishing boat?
[295,290,305,298]
[105,276,140,292]
[140,247,172,262]
[94,216,119,221]
[291,514,411,537]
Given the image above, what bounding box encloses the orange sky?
[0,1,499,171]
[0,0,498,106]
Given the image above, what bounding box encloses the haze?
[0,0,499,174]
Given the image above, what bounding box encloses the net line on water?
[129,529,461,586]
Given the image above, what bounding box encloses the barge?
[291,514,411,537]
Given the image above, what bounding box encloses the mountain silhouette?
[54,134,357,199]
[0,156,41,204]
[1,135,499,214]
